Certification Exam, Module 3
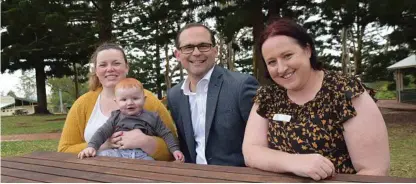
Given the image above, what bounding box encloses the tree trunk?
[341,27,348,75]
[34,63,50,114]
[251,0,266,84]
[227,41,234,71]
[218,36,224,68]
[354,24,364,76]
[164,44,171,90]
[267,0,278,18]
[97,0,113,42]
[155,25,162,99]
[73,61,79,98]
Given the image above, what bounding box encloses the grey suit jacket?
[167,65,259,166]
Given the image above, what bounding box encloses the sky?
[0,69,51,98]
[0,70,23,96]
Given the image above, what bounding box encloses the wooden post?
[396,69,402,103]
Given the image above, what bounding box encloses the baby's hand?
[173,150,185,162]
[78,147,96,159]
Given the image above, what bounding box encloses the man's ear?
[174,49,181,60]
[211,45,218,58]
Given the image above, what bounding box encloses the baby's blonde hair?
[115,78,144,92]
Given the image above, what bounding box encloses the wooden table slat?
[9,156,307,183]
[1,167,94,183]
[2,160,154,183]
[3,157,232,183]
[24,151,311,182]
[2,151,415,183]
[1,175,40,183]
[27,151,279,176]
[25,151,416,183]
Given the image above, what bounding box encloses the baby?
[78,78,184,162]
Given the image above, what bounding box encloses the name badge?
[273,114,291,122]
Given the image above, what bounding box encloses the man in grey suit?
[167,23,259,166]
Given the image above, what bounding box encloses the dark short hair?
[258,18,322,78]
[175,23,216,48]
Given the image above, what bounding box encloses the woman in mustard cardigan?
[58,43,177,161]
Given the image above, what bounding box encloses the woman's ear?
[125,64,130,76]
[305,44,312,58]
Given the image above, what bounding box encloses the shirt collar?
[181,65,215,95]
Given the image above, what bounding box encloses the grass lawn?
[384,110,416,178]
[1,139,59,157]
[1,114,66,135]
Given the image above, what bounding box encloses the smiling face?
[261,35,313,91]
[115,87,146,116]
[175,26,218,80]
[95,49,129,89]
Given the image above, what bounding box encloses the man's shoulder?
[168,81,184,96]
[219,67,257,85]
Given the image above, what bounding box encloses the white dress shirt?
[181,66,215,164]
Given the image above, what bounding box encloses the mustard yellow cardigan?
[57,88,176,161]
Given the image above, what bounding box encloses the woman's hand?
[99,131,123,150]
[289,153,335,181]
[118,129,152,150]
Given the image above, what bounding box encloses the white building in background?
[0,96,37,116]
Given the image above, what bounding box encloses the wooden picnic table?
[1,151,415,183]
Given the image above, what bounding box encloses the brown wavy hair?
[88,42,129,91]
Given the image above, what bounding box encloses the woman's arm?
[243,104,335,181]
[343,91,390,175]
[58,99,87,153]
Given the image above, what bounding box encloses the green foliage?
[363,49,410,82]
[1,0,97,113]
[366,81,396,99]
[17,71,37,100]
[235,57,254,75]
[6,90,17,97]
[376,91,396,100]
[1,140,59,157]
[1,0,414,101]
[376,0,416,50]
[47,76,88,111]
[1,114,66,135]
[387,83,396,91]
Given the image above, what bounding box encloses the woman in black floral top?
[242,18,390,181]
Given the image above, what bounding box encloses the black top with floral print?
[254,70,376,174]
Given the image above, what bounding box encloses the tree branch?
[89,0,101,11]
